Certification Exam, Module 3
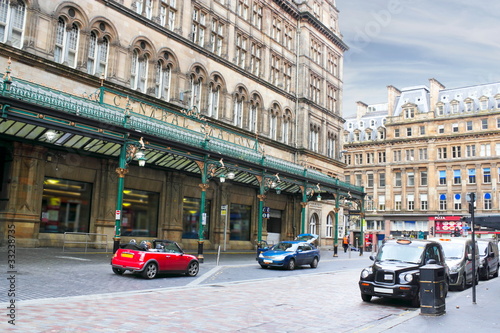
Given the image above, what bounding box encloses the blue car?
[257,241,320,270]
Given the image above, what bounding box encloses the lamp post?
[299,183,320,234]
[113,137,147,253]
[333,192,340,257]
[195,157,225,263]
[256,173,280,243]
[467,192,477,304]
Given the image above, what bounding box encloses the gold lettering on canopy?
[104,90,257,149]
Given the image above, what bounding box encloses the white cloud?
[337,0,500,116]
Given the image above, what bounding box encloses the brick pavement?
[1,269,411,332]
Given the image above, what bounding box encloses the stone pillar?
[0,143,46,247]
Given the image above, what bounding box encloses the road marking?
[187,266,223,286]
[55,256,92,261]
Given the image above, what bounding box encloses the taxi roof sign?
[396,239,412,245]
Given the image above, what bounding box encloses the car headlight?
[273,255,287,260]
[449,264,459,273]
[399,272,414,284]
[259,253,264,258]
[360,267,373,279]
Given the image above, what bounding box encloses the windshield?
[477,242,488,257]
[273,242,299,252]
[376,243,423,264]
[440,243,465,259]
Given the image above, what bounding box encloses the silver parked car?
[434,238,479,290]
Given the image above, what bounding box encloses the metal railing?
[63,232,109,253]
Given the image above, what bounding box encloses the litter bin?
[419,264,446,316]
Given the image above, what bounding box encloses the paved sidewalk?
[353,274,500,333]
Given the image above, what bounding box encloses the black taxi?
[359,238,449,307]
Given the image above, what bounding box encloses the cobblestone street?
[1,269,409,332]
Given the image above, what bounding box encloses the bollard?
[419,264,446,316]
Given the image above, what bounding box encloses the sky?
[336,0,500,116]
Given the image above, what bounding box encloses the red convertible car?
[111,239,199,279]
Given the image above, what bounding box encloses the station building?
[0,0,363,252]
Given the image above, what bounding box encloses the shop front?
[430,216,466,237]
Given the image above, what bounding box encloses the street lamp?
[195,157,226,262]
[256,173,281,243]
[299,183,320,234]
[113,137,147,253]
[466,192,477,304]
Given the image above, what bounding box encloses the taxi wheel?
[142,262,158,279]
[486,267,491,280]
[186,261,199,277]
[112,268,125,275]
[287,258,296,270]
[361,293,372,302]
[493,266,499,278]
[410,292,420,308]
[310,257,319,268]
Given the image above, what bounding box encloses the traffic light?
[430,226,434,236]
[469,202,476,214]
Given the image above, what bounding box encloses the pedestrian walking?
[343,235,349,253]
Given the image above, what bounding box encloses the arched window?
[54,18,79,68]
[207,75,222,119]
[309,123,320,152]
[0,0,26,48]
[249,93,261,133]
[87,32,109,77]
[207,83,219,118]
[249,103,257,132]
[233,87,247,128]
[269,103,281,141]
[309,214,318,235]
[282,109,293,145]
[327,132,336,158]
[189,75,203,110]
[270,114,277,140]
[326,214,333,238]
[234,97,243,127]
[155,60,171,101]
[130,49,149,92]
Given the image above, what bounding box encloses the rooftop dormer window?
[405,107,414,118]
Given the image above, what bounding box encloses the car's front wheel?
[112,267,125,275]
[142,262,158,279]
[458,273,466,291]
[361,293,372,302]
[186,261,199,277]
[287,258,296,270]
[410,292,420,308]
[310,257,319,268]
